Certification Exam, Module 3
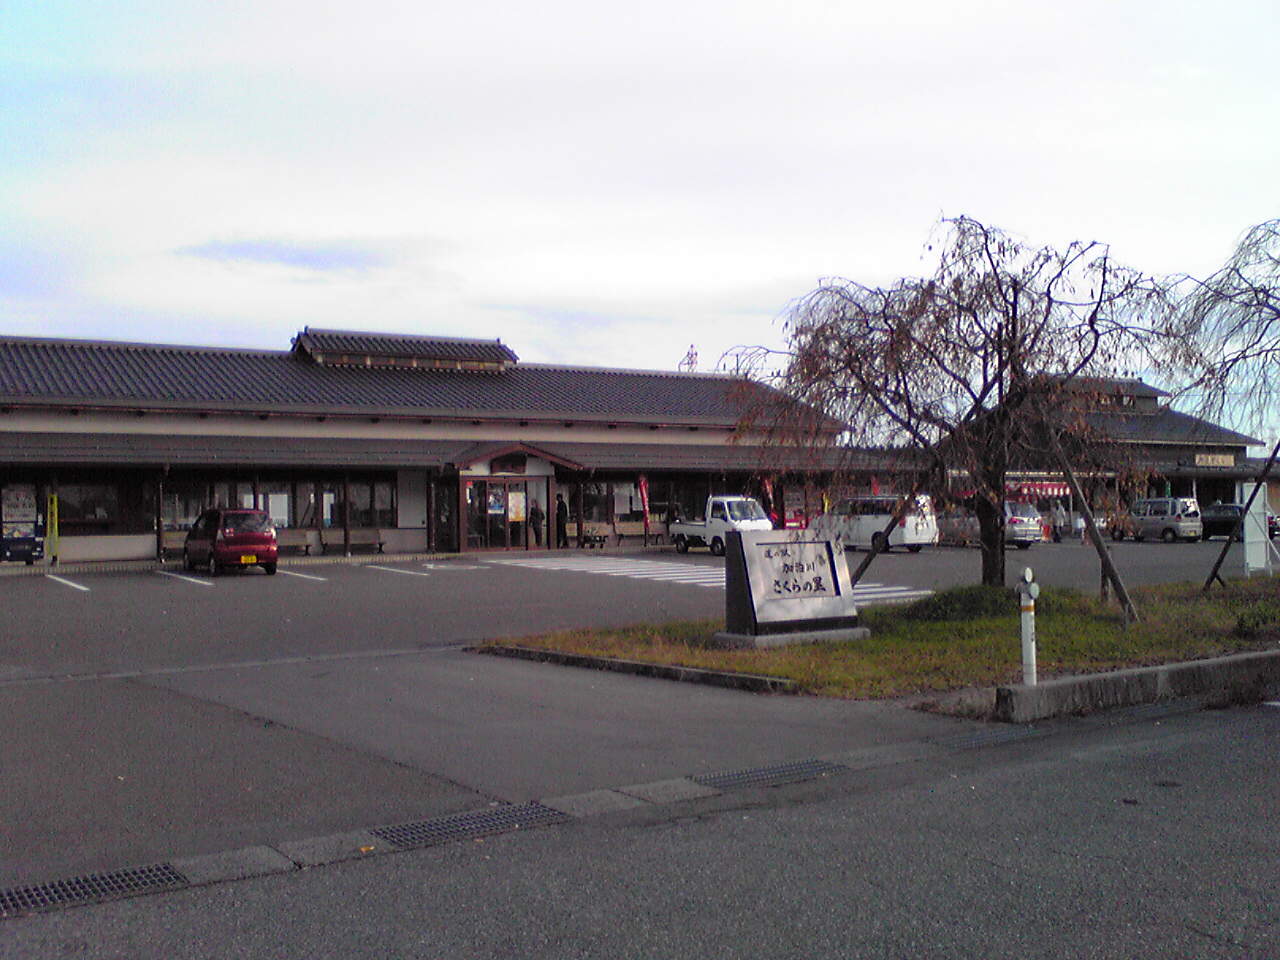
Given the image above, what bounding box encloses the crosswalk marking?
[483,555,933,606]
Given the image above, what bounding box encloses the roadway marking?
[45,574,90,592]
[482,556,934,606]
[420,563,484,570]
[367,565,432,577]
[277,570,329,582]
[155,570,214,587]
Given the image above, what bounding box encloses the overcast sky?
[2,1,1277,389]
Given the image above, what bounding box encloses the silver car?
[1004,503,1043,549]
[1111,497,1202,543]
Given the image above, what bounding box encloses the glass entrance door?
[464,479,540,549]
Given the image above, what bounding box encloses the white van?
[810,494,939,553]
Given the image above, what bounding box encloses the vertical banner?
[638,474,650,535]
[48,493,58,562]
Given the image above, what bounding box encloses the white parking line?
[367,565,432,577]
[155,570,214,587]
[277,570,328,582]
[45,574,90,592]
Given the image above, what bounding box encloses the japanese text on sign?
[756,540,840,600]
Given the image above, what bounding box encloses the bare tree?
[1175,219,1280,428]
[1169,219,1280,590]
[760,216,1178,592]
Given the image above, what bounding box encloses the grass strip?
[480,579,1280,699]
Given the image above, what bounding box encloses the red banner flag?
[638,474,650,535]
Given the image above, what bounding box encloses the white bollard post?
[1018,567,1040,686]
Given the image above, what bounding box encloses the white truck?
[669,495,774,555]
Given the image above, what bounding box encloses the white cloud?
[0,0,1276,373]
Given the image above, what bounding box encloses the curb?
[473,644,799,693]
[0,736,955,919]
[994,648,1280,723]
[3,693,1247,920]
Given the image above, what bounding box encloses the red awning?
[951,481,1071,499]
[1008,481,1070,497]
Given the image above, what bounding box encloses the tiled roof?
[0,334,783,427]
[1087,408,1259,447]
[1062,376,1168,399]
[292,328,519,365]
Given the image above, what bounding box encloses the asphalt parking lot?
[0,538,1270,890]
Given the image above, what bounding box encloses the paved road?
[0,556,963,889]
[0,541,1268,897]
[2,704,1276,958]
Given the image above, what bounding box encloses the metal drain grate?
[693,758,845,791]
[370,802,568,850]
[0,863,187,916]
[934,726,1048,751]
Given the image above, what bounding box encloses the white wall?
[0,410,748,447]
[56,535,154,562]
[396,470,428,528]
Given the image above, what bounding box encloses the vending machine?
[1,483,45,564]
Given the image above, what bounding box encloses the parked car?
[1108,497,1202,543]
[183,508,279,575]
[809,494,938,553]
[1200,503,1245,541]
[1004,502,1043,550]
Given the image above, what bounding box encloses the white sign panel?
[1243,483,1272,575]
[740,530,858,625]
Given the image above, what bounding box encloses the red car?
[183,508,279,575]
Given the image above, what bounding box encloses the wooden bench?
[320,527,385,554]
[612,519,665,546]
[277,528,314,555]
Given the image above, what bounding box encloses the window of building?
[58,484,119,529]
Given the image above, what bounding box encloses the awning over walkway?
[0,432,471,469]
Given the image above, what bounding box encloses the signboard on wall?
[1196,453,1235,468]
[508,491,526,523]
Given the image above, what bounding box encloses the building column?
[155,469,166,560]
[342,474,352,556]
[575,482,585,548]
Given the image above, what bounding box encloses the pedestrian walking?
[1052,501,1068,543]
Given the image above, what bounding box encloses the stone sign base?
[709,626,870,650]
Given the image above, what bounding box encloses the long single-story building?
[0,328,858,563]
[0,329,1269,564]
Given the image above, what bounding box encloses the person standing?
[528,498,545,546]
[1052,501,1068,543]
[555,493,570,548]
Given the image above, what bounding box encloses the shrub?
[1234,600,1280,638]
[898,585,1018,621]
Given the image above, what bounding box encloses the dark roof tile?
[292,327,519,365]
[0,334,780,427]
